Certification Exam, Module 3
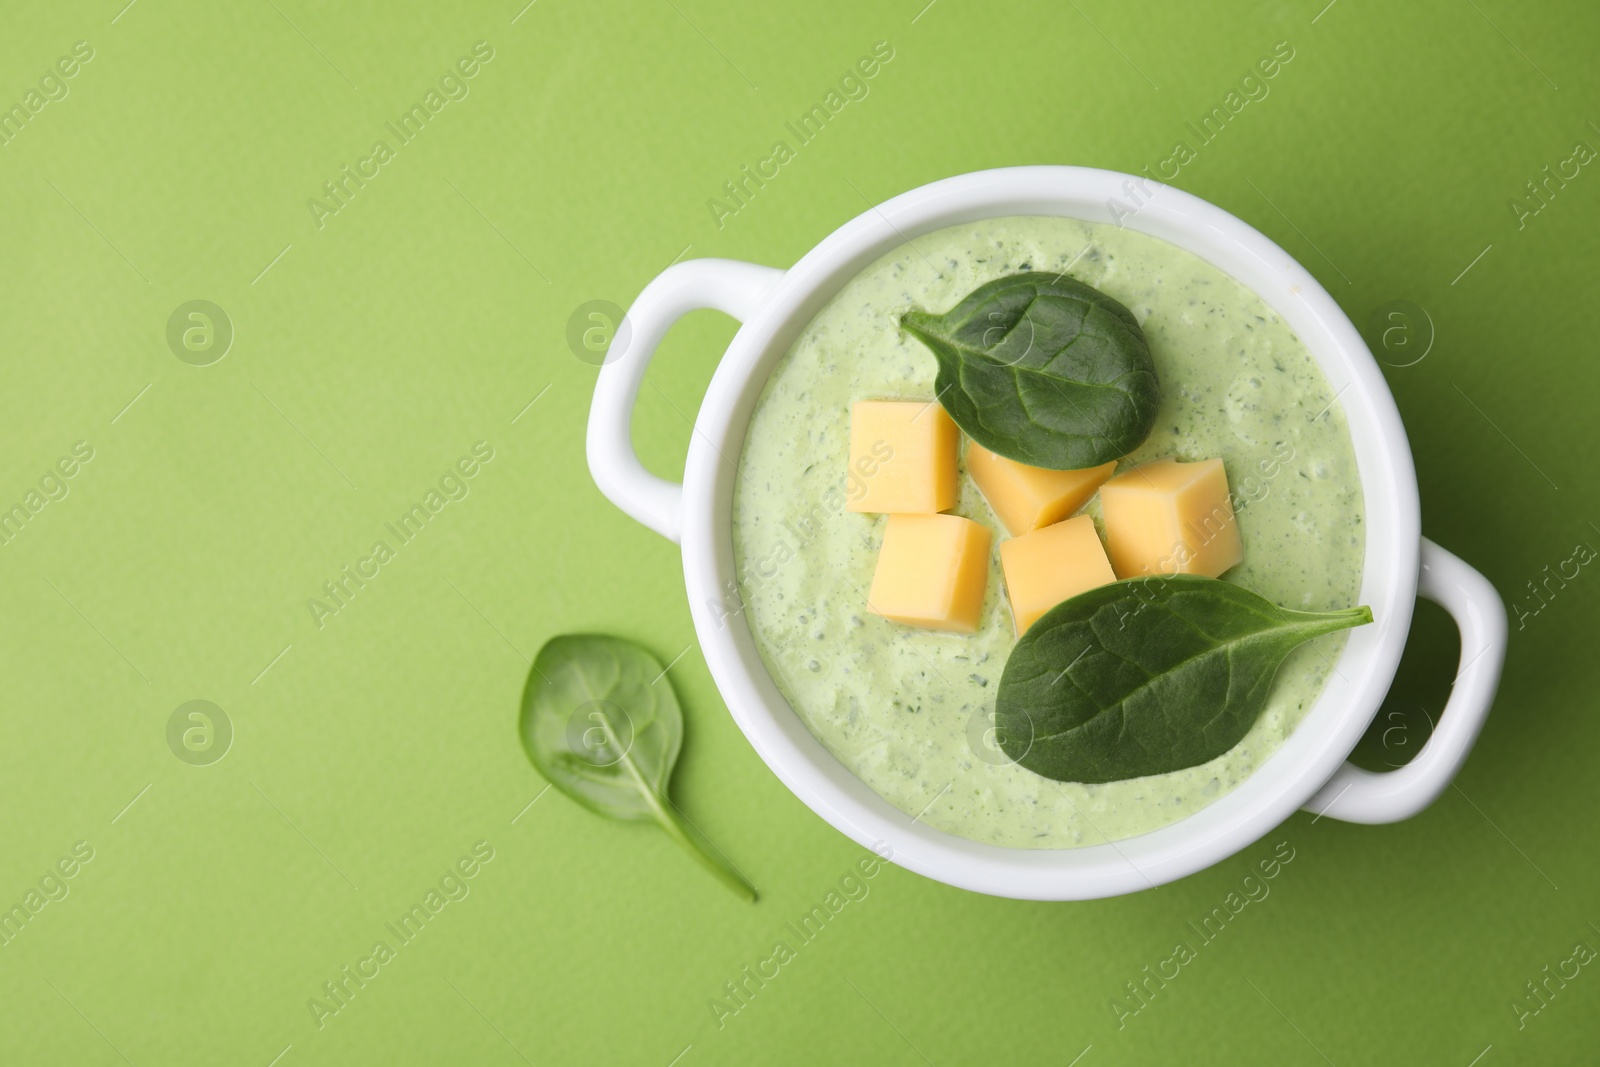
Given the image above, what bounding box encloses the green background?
[1,0,1596,1063]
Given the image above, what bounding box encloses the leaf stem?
[597,712,757,903]
[646,792,758,903]
[1285,603,1374,636]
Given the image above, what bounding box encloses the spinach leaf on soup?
[519,634,756,901]
[900,272,1159,469]
[995,576,1371,783]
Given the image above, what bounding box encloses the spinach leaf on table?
[995,576,1372,783]
[901,272,1160,470]
[519,634,756,901]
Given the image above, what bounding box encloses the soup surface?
[732,216,1364,848]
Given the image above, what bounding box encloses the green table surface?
[2,0,1596,1063]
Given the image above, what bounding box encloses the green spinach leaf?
[995,576,1371,783]
[900,272,1160,469]
[519,634,756,901]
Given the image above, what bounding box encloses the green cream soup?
[732,216,1364,849]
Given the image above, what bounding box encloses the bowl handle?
[586,259,784,543]
[1303,538,1506,823]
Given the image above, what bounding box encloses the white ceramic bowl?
[586,166,1506,900]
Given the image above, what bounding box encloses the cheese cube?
[998,515,1117,634]
[847,400,958,514]
[967,443,1116,535]
[866,514,990,632]
[1099,458,1244,579]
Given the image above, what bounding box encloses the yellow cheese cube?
[998,515,1117,634]
[866,514,990,632]
[1099,458,1244,579]
[847,400,958,514]
[967,443,1116,535]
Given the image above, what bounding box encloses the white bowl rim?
[677,165,1419,900]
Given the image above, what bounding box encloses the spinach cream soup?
[731,216,1363,849]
